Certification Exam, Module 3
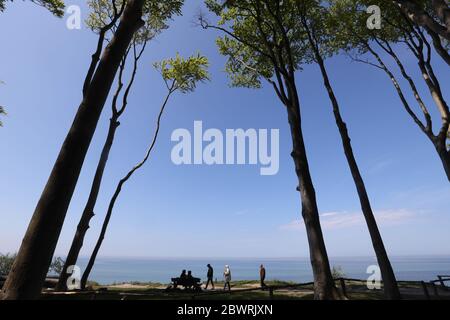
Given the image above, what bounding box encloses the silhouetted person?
[223,265,231,291]
[260,264,266,288]
[186,270,194,289]
[205,264,215,290]
[173,269,187,288]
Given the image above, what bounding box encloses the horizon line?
[67,253,450,260]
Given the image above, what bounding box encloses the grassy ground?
[40,279,450,300]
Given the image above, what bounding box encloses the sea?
[73,256,450,285]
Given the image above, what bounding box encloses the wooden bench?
[168,276,202,292]
[436,275,450,291]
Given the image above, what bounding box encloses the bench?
[436,275,450,291]
[167,277,202,292]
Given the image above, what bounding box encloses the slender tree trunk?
[425,26,450,66]
[439,150,450,178]
[0,0,145,300]
[435,141,450,180]
[395,0,450,65]
[394,0,450,41]
[56,118,120,291]
[367,44,450,182]
[314,52,401,299]
[432,0,450,32]
[80,175,124,290]
[417,60,450,181]
[418,62,449,125]
[284,83,341,300]
[80,87,173,290]
[57,43,144,291]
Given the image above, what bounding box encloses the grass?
[40,279,450,300]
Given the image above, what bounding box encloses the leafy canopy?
[0,253,16,274]
[86,0,184,44]
[328,0,420,54]
[204,0,328,89]
[0,0,65,17]
[153,53,210,93]
[0,106,6,127]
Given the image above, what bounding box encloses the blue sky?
[0,1,449,259]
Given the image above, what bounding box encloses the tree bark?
[394,0,450,41]
[0,0,145,300]
[432,0,450,32]
[436,141,450,180]
[425,25,450,66]
[417,59,450,181]
[283,81,341,300]
[314,51,401,299]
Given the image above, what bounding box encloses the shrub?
[331,265,346,279]
[0,253,17,275]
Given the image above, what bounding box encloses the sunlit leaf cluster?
[86,0,184,44]
[0,0,65,16]
[153,53,210,93]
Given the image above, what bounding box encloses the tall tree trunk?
[0,0,145,300]
[284,83,341,300]
[56,118,120,291]
[57,42,144,291]
[80,86,173,290]
[314,51,401,299]
[435,140,450,180]
[417,62,449,126]
[417,59,450,181]
[425,25,450,66]
[79,176,123,290]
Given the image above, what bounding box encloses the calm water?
[74,256,450,285]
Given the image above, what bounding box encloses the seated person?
[172,269,187,288]
[186,270,194,289]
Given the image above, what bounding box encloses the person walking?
[205,264,215,290]
[223,265,231,291]
[259,264,266,288]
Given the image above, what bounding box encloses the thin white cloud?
[234,210,249,216]
[279,209,416,231]
[320,212,341,218]
[368,158,395,175]
[279,220,304,231]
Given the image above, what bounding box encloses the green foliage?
[0,253,16,275]
[0,0,65,17]
[153,53,210,93]
[331,265,346,279]
[204,0,333,89]
[31,0,64,16]
[48,256,65,276]
[0,105,6,127]
[205,0,415,74]
[86,0,184,44]
[328,0,415,54]
[1,80,6,127]
[215,35,273,89]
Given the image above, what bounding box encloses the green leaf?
[153,53,210,93]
